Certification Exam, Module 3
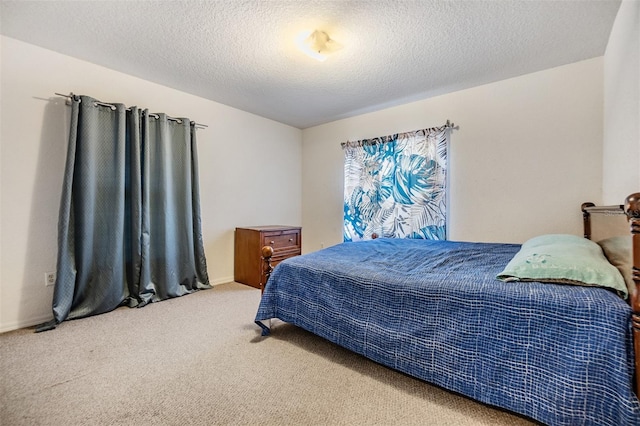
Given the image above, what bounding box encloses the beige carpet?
[0,282,537,425]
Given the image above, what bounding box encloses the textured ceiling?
[0,0,621,129]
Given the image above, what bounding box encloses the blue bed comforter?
[255,238,640,425]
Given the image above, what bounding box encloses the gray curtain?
[43,95,210,329]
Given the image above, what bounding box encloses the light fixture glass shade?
[296,30,342,62]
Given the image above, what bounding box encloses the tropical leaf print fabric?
[342,127,448,242]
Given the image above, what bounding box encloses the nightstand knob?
[289,238,293,242]
[270,240,275,245]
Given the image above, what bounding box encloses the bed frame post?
[581,202,595,239]
[261,246,274,293]
[625,193,640,393]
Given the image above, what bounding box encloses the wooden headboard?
[583,193,640,392]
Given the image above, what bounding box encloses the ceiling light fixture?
[295,30,342,62]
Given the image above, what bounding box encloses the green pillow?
[497,234,627,298]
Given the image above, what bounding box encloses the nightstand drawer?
[269,254,290,270]
[263,231,300,252]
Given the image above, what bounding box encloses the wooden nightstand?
[234,226,302,289]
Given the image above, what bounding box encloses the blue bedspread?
[255,238,640,425]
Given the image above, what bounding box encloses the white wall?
[302,58,604,252]
[603,0,640,204]
[0,36,302,332]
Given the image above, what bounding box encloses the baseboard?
[1,277,237,334]
[0,313,54,334]
[210,276,235,286]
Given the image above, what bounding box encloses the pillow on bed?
[497,234,627,298]
[598,236,634,294]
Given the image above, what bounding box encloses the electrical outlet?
[44,272,56,287]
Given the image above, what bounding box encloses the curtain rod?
[341,120,458,148]
[444,119,458,130]
[54,92,208,129]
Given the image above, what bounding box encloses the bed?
[255,193,640,426]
